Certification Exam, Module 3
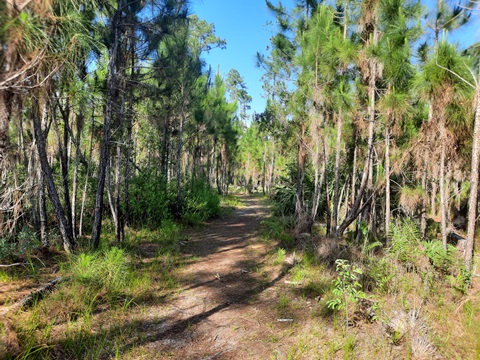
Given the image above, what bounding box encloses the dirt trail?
[127,195,286,359]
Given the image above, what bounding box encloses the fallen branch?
[20,277,65,309]
[7,277,67,312]
[0,263,26,268]
[284,280,302,285]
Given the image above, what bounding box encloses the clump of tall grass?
[71,247,130,294]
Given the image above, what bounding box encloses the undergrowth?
[261,213,479,359]
[7,217,190,360]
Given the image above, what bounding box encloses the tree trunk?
[333,110,343,232]
[440,141,447,250]
[431,180,437,216]
[262,142,266,195]
[54,100,73,238]
[114,143,123,243]
[0,91,12,174]
[385,127,391,242]
[465,67,480,270]
[269,137,275,193]
[91,1,122,249]
[310,121,324,230]
[71,113,83,240]
[176,84,185,215]
[36,124,47,247]
[420,149,428,239]
[33,97,75,253]
[295,123,308,232]
[336,52,377,238]
[79,110,95,237]
[161,113,170,176]
[351,133,357,206]
[209,137,216,189]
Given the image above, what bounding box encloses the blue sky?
[191,0,479,119]
[191,0,292,118]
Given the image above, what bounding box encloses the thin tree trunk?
[310,125,323,230]
[325,176,331,236]
[36,114,47,247]
[421,148,428,239]
[351,133,357,206]
[91,2,122,249]
[333,110,343,232]
[336,53,377,237]
[0,91,12,174]
[295,123,308,232]
[440,141,447,250]
[79,110,95,237]
[431,180,438,216]
[33,97,75,253]
[161,113,170,176]
[107,158,118,233]
[465,67,480,270]
[176,84,185,215]
[343,176,350,222]
[55,99,73,236]
[114,143,123,243]
[71,113,83,240]
[262,142,266,195]
[385,127,391,242]
[269,137,275,193]
[209,137,216,188]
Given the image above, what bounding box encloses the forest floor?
[1,195,480,359]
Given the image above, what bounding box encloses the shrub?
[0,237,16,260]
[422,240,456,274]
[182,179,220,223]
[129,172,171,228]
[272,184,296,216]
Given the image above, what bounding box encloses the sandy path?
[126,196,286,359]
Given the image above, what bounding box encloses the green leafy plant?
[182,179,221,223]
[327,259,366,326]
[364,257,394,293]
[449,267,472,294]
[0,237,16,260]
[422,240,456,274]
[129,172,170,228]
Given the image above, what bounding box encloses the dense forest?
[1,0,480,358]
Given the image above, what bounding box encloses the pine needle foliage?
[71,247,132,295]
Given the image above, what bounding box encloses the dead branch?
[15,277,66,310]
[0,263,25,268]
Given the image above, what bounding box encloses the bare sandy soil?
[123,195,290,359]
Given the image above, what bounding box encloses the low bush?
[129,172,171,228]
[182,179,220,223]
